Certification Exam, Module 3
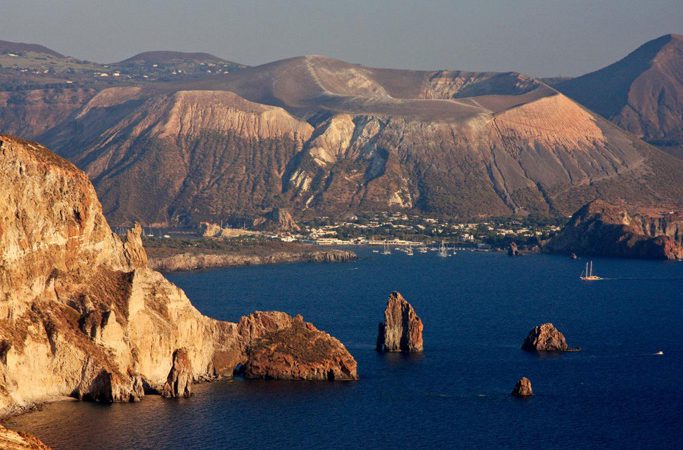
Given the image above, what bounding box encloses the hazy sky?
[1,0,681,77]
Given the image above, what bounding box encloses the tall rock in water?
[162,348,193,398]
[0,135,358,415]
[522,323,569,352]
[376,292,424,353]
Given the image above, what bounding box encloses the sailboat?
[438,241,448,257]
[382,240,391,255]
[580,260,602,281]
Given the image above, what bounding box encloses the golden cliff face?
[0,136,357,416]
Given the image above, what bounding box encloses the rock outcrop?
[149,249,357,272]
[544,200,683,260]
[242,314,358,381]
[198,222,260,239]
[0,135,357,416]
[0,425,50,450]
[161,348,193,398]
[507,242,520,256]
[511,377,533,397]
[252,208,300,232]
[376,292,424,353]
[522,323,569,352]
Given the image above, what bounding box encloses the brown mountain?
[118,50,241,66]
[34,55,683,225]
[0,39,64,58]
[557,34,683,156]
[2,42,683,225]
[112,50,245,79]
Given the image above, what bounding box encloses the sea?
[7,248,683,449]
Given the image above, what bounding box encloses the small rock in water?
[512,377,533,397]
[522,323,570,352]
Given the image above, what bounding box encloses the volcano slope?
[557,34,683,156]
[7,53,683,225]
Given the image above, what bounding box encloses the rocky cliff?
[0,136,357,416]
[252,208,300,232]
[0,424,49,449]
[544,199,683,260]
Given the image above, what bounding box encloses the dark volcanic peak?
[0,39,64,58]
[557,34,683,150]
[118,50,240,66]
[112,50,244,81]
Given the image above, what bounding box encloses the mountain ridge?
[0,39,64,58]
[1,37,682,224]
[557,34,683,152]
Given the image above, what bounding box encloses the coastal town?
[136,210,564,252]
[294,212,562,249]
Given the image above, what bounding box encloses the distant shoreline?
[146,239,357,272]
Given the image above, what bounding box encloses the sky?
[1,0,681,77]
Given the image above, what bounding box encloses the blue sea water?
[7,249,683,449]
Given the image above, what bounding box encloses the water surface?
[8,250,683,449]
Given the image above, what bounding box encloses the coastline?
[150,249,357,272]
[145,239,357,272]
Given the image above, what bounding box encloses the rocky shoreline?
[0,136,358,425]
[544,200,683,260]
[0,424,49,449]
[148,248,357,272]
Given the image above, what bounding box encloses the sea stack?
[376,292,424,353]
[522,323,569,352]
[512,377,533,397]
[162,348,193,398]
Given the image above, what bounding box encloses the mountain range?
[0,35,681,225]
